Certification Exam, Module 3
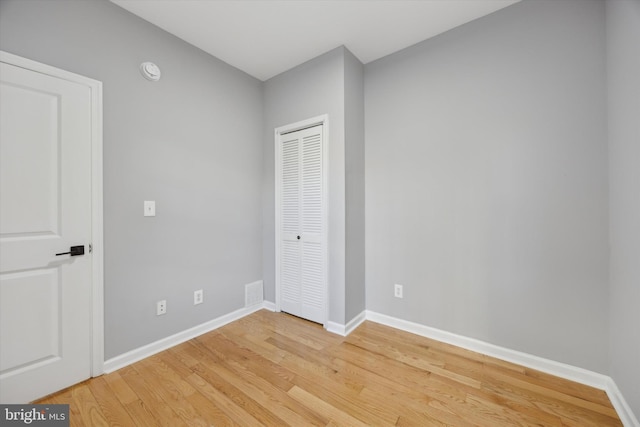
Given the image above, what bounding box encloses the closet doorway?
[275,116,328,325]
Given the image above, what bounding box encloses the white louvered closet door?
[278,124,325,324]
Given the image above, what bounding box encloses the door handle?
[297,236,301,240]
[56,245,85,256]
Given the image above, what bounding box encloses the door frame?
[1,51,104,377]
[274,114,329,327]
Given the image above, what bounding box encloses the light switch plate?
[144,200,156,217]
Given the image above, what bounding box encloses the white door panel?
[0,269,60,373]
[0,60,93,403]
[277,124,326,324]
[0,83,59,236]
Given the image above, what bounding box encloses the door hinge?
[89,244,93,253]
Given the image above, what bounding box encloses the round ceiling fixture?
[140,62,161,82]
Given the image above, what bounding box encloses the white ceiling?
[111,0,520,81]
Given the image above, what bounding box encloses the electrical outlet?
[194,289,203,305]
[394,284,403,299]
[157,300,167,315]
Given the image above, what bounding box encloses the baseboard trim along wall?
[364,310,639,427]
[262,300,277,312]
[103,301,274,374]
[604,377,640,427]
[326,311,367,336]
[102,304,637,426]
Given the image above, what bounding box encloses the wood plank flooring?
[37,310,623,426]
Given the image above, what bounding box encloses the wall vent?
[245,280,264,307]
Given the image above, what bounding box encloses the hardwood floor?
[37,310,622,426]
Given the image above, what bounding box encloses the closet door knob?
[297,236,301,240]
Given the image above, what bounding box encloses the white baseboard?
[325,321,345,336]
[365,311,609,388]
[325,311,366,336]
[103,302,271,373]
[365,310,638,427]
[102,303,637,426]
[605,377,640,427]
[346,311,367,335]
[262,300,276,312]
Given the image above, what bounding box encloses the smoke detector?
[140,62,161,82]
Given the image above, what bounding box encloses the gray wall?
[263,46,366,327]
[344,50,366,323]
[364,0,609,373]
[0,0,263,359]
[263,47,346,324]
[607,0,640,417]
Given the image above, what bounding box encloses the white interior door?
[0,59,93,403]
[278,124,325,324]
